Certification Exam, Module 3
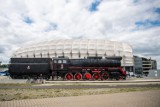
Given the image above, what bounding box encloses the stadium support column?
[130,67,132,72]
[123,55,126,71]
[133,66,135,74]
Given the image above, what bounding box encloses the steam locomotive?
[9,56,126,80]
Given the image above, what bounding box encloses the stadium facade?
[13,39,134,72]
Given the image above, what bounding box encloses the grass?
[0,87,160,101]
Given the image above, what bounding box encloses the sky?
[0,0,160,68]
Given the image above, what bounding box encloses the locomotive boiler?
[9,56,126,80]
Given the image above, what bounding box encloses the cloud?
[0,0,160,68]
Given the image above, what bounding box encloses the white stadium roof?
[13,39,134,66]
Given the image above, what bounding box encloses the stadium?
[13,39,134,72]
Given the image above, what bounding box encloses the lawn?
[0,87,160,101]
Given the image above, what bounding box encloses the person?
[39,74,43,83]
[52,71,54,80]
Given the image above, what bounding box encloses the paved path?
[0,90,160,107]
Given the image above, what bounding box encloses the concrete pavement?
[0,90,160,107]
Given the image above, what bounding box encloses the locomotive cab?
[52,58,69,71]
[51,57,69,79]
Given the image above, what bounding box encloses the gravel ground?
[0,84,160,89]
[1,76,160,89]
[1,76,160,84]
[0,76,27,84]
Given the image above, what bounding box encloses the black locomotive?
[9,56,126,80]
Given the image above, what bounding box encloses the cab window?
[63,60,67,63]
[54,60,57,63]
[58,60,62,63]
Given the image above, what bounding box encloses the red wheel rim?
[93,73,100,80]
[84,73,91,80]
[102,73,109,80]
[65,73,73,80]
[74,73,82,80]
